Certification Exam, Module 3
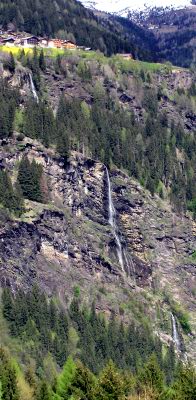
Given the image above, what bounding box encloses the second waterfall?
[106,168,125,272]
[171,313,181,352]
[29,73,39,103]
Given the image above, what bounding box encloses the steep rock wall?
[0,137,195,361]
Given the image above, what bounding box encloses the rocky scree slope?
[0,136,195,362]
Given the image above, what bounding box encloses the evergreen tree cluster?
[0,348,19,400]
[69,299,165,375]
[20,75,196,213]
[0,170,23,216]
[0,155,46,216]
[17,156,44,203]
[19,47,46,92]
[1,287,196,400]
[16,47,46,95]
[1,287,174,378]
[0,80,20,139]
[22,100,55,148]
[47,89,195,213]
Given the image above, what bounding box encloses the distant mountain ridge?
[133,4,196,67]
[81,0,196,67]
[81,0,192,16]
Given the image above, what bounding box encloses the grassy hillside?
[0,44,171,72]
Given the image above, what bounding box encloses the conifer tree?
[95,360,124,400]
[17,156,33,199]
[56,126,69,163]
[55,357,76,399]
[29,47,41,91]
[0,348,19,400]
[25,366,37,389]
[18,49,26,66]
[137,354,164,399]
[3,366,19,400]
[39,50,46,72]
[0,81,19,139]
[3,52,15,74]
[9,53,15,74]
[172,365,196,400]
[13,181,24,216]
[0,101,9,138]
[36,381,52,400]
[0,170,24,215]
[67,361,96,400]
[164,344,176,385]
[17,156,43,203]
[31,159,43,202]
[2,289,13,322]
[54,55,62,75]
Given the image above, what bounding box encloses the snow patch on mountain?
[80,0,192,16]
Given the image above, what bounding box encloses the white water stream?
[171,313,180,351]
[106,168,125,272]
[29,73,39,103]
[124,249,136,284]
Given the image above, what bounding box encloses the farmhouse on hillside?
[19,36,40,47]
[0,31,78,51]
[0,37,15,46]
[48,38,76,49]
[117,53,133,60]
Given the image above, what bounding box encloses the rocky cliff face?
[0,136,195,362]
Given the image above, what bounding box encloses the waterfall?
[29,73,39,103]
[106,168,125,272]
[123,250,130,275]
[124,249,136,284]
[171,313,180,351]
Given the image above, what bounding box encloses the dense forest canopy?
[0,286,195,400]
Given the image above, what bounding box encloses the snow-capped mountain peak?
[80,1,193,16]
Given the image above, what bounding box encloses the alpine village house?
[0,32,78,50]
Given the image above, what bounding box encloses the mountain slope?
[81,1,196,67]
[0,138,195,363]
[0,50,196,364]
[127,5,196,67]
[0,0,155,59]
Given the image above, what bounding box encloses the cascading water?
[106,167,125,272]
[29,73,39,103]
[171,313,180,352]
[124,249,136,283]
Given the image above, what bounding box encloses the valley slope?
[129,5,196,67]
[0,53,196,364]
